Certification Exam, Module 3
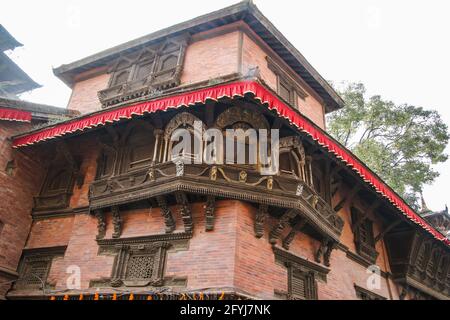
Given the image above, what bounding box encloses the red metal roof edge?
[10,80,450,247]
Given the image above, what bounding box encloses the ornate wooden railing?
[89,161,344,241]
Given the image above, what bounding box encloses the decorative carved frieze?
[156,195,176,233]
[205,195,216,232]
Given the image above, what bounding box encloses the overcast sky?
[1,0,449,211]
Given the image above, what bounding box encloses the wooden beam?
[333,184,361,212]
[352,200,380,232]
[374,220,402,243]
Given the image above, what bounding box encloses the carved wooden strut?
[269,209,297,245]
[205,195,216,231]
[111,206,122,239]
[156,195,176,233]
[255,204,268,238]
[175,192,193,233]
[94,209,106,240]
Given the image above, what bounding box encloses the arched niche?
[278,136,306,179]
[163,112,205,162]
[215,106,270,131]
[215,107,270,168]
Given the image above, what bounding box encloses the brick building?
[0,25,78,299]
[2,2,450,300]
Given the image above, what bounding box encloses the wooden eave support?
[111,206,122,238]
[175,192,193,233]
[156,195,176,233]
[282,219,307,250]
[204,195,216,231]
[374,220,402,243]
[269,209,297,245]
[352,200,380,232]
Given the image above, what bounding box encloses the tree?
[326,82,449,209]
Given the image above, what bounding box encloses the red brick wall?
[241,32,327,129]
[180,31,239,85]
[0,121,46,299]
[66,71,110,114]
[12,194,403,299]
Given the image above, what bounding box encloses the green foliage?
[327,82,449,208]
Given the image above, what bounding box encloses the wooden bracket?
[255,204,268,238]
[282,219,307,250]
[111,206,122,239]
[352,200,380,232]
[205,195,216,231]
[374,220,402,243]
[269,209,297,245]
[156,195,176,233]
[175,192,193,233]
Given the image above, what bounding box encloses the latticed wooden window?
[125,254,154,280]
[108,241,171,287]
[20,260,50,287]
[15,247,66,290]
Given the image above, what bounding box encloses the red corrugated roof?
[11,80,450,246]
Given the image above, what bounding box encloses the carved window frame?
[288,266,317,300]
[354,285,386,300]
[278,136,306,179]
[99,36,188,107]
[95,119,159,180]
[266,56,308,108]
[94,235,191,288]
[351,207,378,263]
[273,247,329,300]
[214,106,270,169]
[15,246,66,290]
[164,112,206,163]
[118,120,157,174]
[108,241,170,287]
[34,145,78,212]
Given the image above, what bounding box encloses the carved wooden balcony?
[97,72,181,108]
[89,161,344,241]
[385,231,450,299]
